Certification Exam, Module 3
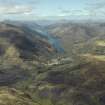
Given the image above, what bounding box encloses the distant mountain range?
[46,22,105,55]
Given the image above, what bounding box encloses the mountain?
[30,22,105,105]
[0,21,65,105]
[0,21,64,86]
[1,21,105,105]
[46,22,105,56]
[4,20,64,53]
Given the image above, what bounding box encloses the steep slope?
[0,22,64,105]
[0,22,63,86]
[4,20,64,53]
[0,22,63,60]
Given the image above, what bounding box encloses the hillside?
[30,22,105,105]
[46,22,105,56]
[0,87,39,105]
[0,22,64,105]
[0,21,105,105]
[13,40,105,105]
[0,22,64,87]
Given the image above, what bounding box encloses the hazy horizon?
[0,0,105,21]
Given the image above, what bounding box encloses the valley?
[0,21,105,105]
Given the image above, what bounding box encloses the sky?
[0,0,105,21]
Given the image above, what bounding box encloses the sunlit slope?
[0,88,39,105]
[76,39,105,56]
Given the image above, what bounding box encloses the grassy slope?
[0,87,39,105]
[34,22,105,105]
[0,23,59,105]
[1,22,105,105]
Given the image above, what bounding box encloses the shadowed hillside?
[0,22,64,87]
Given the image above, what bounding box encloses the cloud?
[60,9,91,16]
[87,3,105,10]
[0,0,39,5]
[61,10,71,14]
[84,0,105,17]
[0,5,33,15]
[86,0,105,10]
[57,0,105,18]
